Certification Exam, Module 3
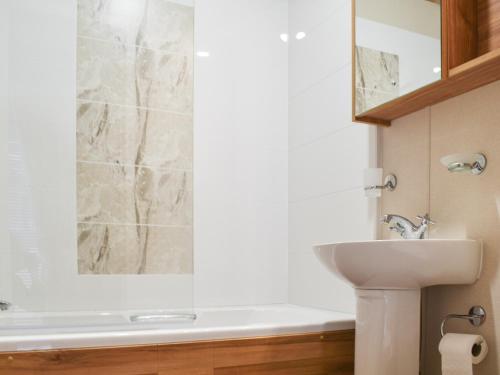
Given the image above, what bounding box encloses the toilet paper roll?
[439,333,488,375]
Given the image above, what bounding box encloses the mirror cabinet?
[353,0,500,126]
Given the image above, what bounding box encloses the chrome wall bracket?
[440,305,486,337]
[364,174,397,192]
[440,153,487,175]
[0,300,11,311]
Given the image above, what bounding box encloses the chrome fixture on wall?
[381,214,434,239]
[364,168,397,198]
[440,153,487,175]
[440,306,486,337]
[0,300,11,311]
[365,174,397,191]
[440,306,487,357]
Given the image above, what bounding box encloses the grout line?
[290,0,349,42]
[289,62,351,100]
[288,124,354,152]
[77,35,193,58]
[76,99,193,118]
[76,159,193,172]
[77,221,192,229]
[289,185,363,204]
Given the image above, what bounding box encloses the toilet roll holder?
[440,306,486,356]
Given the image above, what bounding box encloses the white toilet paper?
[439,333,488,375]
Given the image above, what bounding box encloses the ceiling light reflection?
[296,32,306,40]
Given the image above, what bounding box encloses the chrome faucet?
[0,300,11,311]
[381,214,434,239]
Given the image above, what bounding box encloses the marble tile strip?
[77,223,193,274]
[77,36,193,113]
[77,162,192,226]
[77,0,194,54]
[77,101,192,170]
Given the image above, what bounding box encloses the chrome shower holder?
[364,174,397,192]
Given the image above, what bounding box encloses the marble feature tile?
[77,162,136,224]
[77,101,192,170]
[78,223,193,274]
[356,87,398,115]
[78,0,194,55]
[355,46,399,114]
[76,0,193,275]
[77,37,193,113]
[77,162,192,226]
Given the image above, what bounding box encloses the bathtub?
[0,304,354,352]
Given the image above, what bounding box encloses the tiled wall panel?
[76,0,194,275]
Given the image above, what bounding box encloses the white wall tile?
[193,0,288,307]
[289,65,352,149]
[289,126,371,202]
[289,250,356,313]
[289,189,376,254]
[289,0,347,35]
[289,2,351,96]
[288,0,376,314]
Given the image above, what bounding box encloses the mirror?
[354,0,442,115]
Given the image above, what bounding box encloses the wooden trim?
[441,0,450,79]
[354,44,500,122]
[0,330,355,375]
[351,0,358,124]
[478,0,500,55]
[354,115,391,127]
[355,80,445,122]
[213,357,355,375]
[446,0,478,69]
[0,345,159,375]
[449,41,500,75]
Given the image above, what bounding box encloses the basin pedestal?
[355,289,421,375]
[314,239,482,375]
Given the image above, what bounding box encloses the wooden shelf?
[449,47,500,76]
[355,46,500,125]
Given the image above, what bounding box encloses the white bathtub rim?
[0,304,355,352]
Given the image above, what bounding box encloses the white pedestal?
[355,289,421,375]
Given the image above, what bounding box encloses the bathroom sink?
[314,239,483,289]
[314,239,483,375]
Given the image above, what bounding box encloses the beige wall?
[380,79,500,375]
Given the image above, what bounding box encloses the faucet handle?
[416,214,435,225]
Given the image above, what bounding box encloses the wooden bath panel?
[0,330,354,375]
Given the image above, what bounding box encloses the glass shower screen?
[1,0,194,315]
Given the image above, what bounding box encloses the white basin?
[314,239,483,375]
[314,239,483,290]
